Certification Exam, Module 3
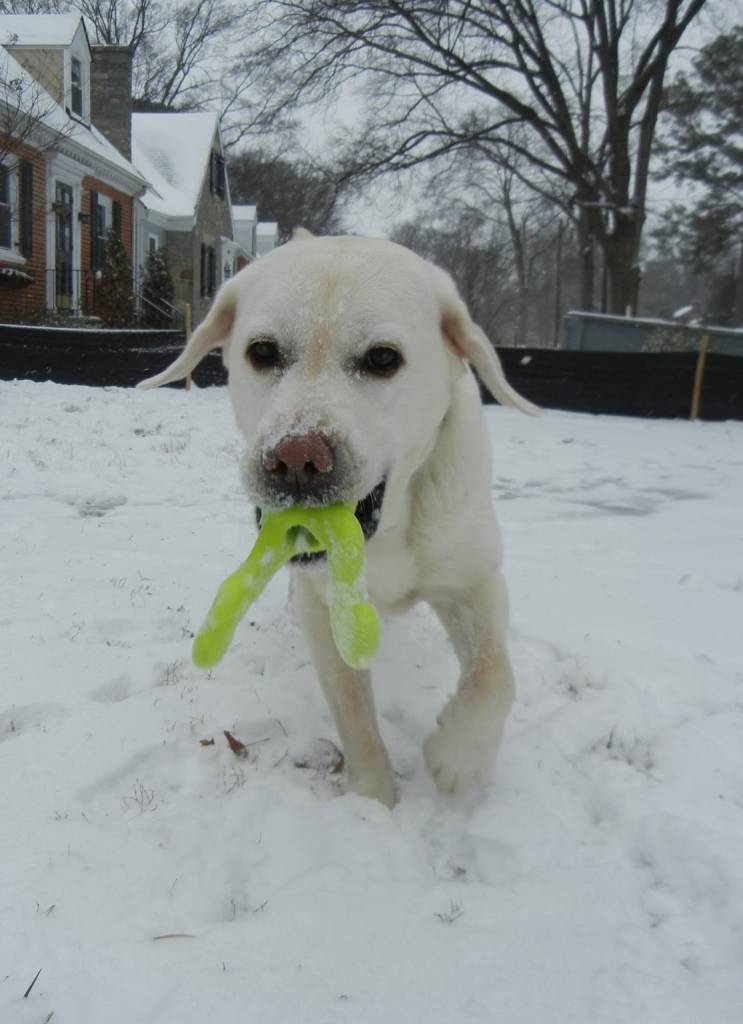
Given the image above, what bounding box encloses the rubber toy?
[193,503,380,671]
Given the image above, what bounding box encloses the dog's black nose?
[262,432,335,496]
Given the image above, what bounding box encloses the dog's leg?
[423,571,515,796]
[293,573,397,808]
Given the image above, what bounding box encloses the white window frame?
[220,237,235,284]
[70,57,84,117]
[0,164,25,265]
[91,192,112,273]
[64,39,90,123]
[45,157,84,310]
[97,193,112,235]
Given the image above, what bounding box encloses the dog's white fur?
[140,234,537,807]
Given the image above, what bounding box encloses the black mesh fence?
[490,348,742,421]
[1,325,741,420]
[0,325,227,389]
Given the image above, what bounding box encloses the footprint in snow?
[90,674,132,703]
[0,702,69,742]
[75,495,128,518]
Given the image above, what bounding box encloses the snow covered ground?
[1,378,742,1024]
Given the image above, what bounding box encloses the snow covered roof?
[0,44,145,191]
[255,221,278,256]
[0,13,86,48]
[566,309,743,335]
[233,204,257,221]
[132,112,220,221]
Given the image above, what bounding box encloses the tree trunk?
[503,189,530,345]
[735,237,743,327]
[604,211,643,316]
[553,219,564,347]
[577,210,595,311]
[515,284,529,347]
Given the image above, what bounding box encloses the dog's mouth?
[255,480,386,567]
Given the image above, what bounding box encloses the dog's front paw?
[423,697,506,797]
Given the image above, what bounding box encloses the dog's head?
[139,234,536,543]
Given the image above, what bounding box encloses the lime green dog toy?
[193,504,380,671]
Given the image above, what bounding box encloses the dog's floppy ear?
[138,278,239,389]
[436,271,540,416]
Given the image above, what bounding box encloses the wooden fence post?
[690,333,710,421]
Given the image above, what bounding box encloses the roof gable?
[0,43,145,191]
[0,14,90,54]
[131,112,220,220]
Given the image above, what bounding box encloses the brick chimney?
[90,45,132,160]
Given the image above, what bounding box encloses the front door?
[55,182,74,309]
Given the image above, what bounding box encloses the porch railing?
[133,287,184,330]
[45,269,184,329]
[45,268,99,316]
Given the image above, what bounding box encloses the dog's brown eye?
[362,346,403,377]
[246,338,281,370]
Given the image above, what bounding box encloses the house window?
[209,152,226,199]
[112,200,122,238]
[54,181,75,308]
[0,166,12,249]
[70,58,83,117]
[90,191,110,272]
[200,243,216,298]
[94,202,106,268]
[19,161,33,258]
[148,234,159,254]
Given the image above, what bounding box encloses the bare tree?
[463,158,562,345]
[0,1,64,11]
[392,210,512,341]
[2,0,253,119]
[229,147,346,241]
[241,0,708,316]
[415,145,563,344]
[393,156,577,348]
[76,0,246,111]
[75,0,153,51]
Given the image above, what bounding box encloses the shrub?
[96,228,135,327]
[140,249,175,328]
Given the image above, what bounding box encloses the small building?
[232,205,278,269]
[256,221,278,257]
[232,204,256,270]
[563,310,743,357]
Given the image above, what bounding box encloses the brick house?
[0,14,147,320]
[0,13,276,328]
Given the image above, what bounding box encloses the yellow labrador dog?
[140,233,536,807]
